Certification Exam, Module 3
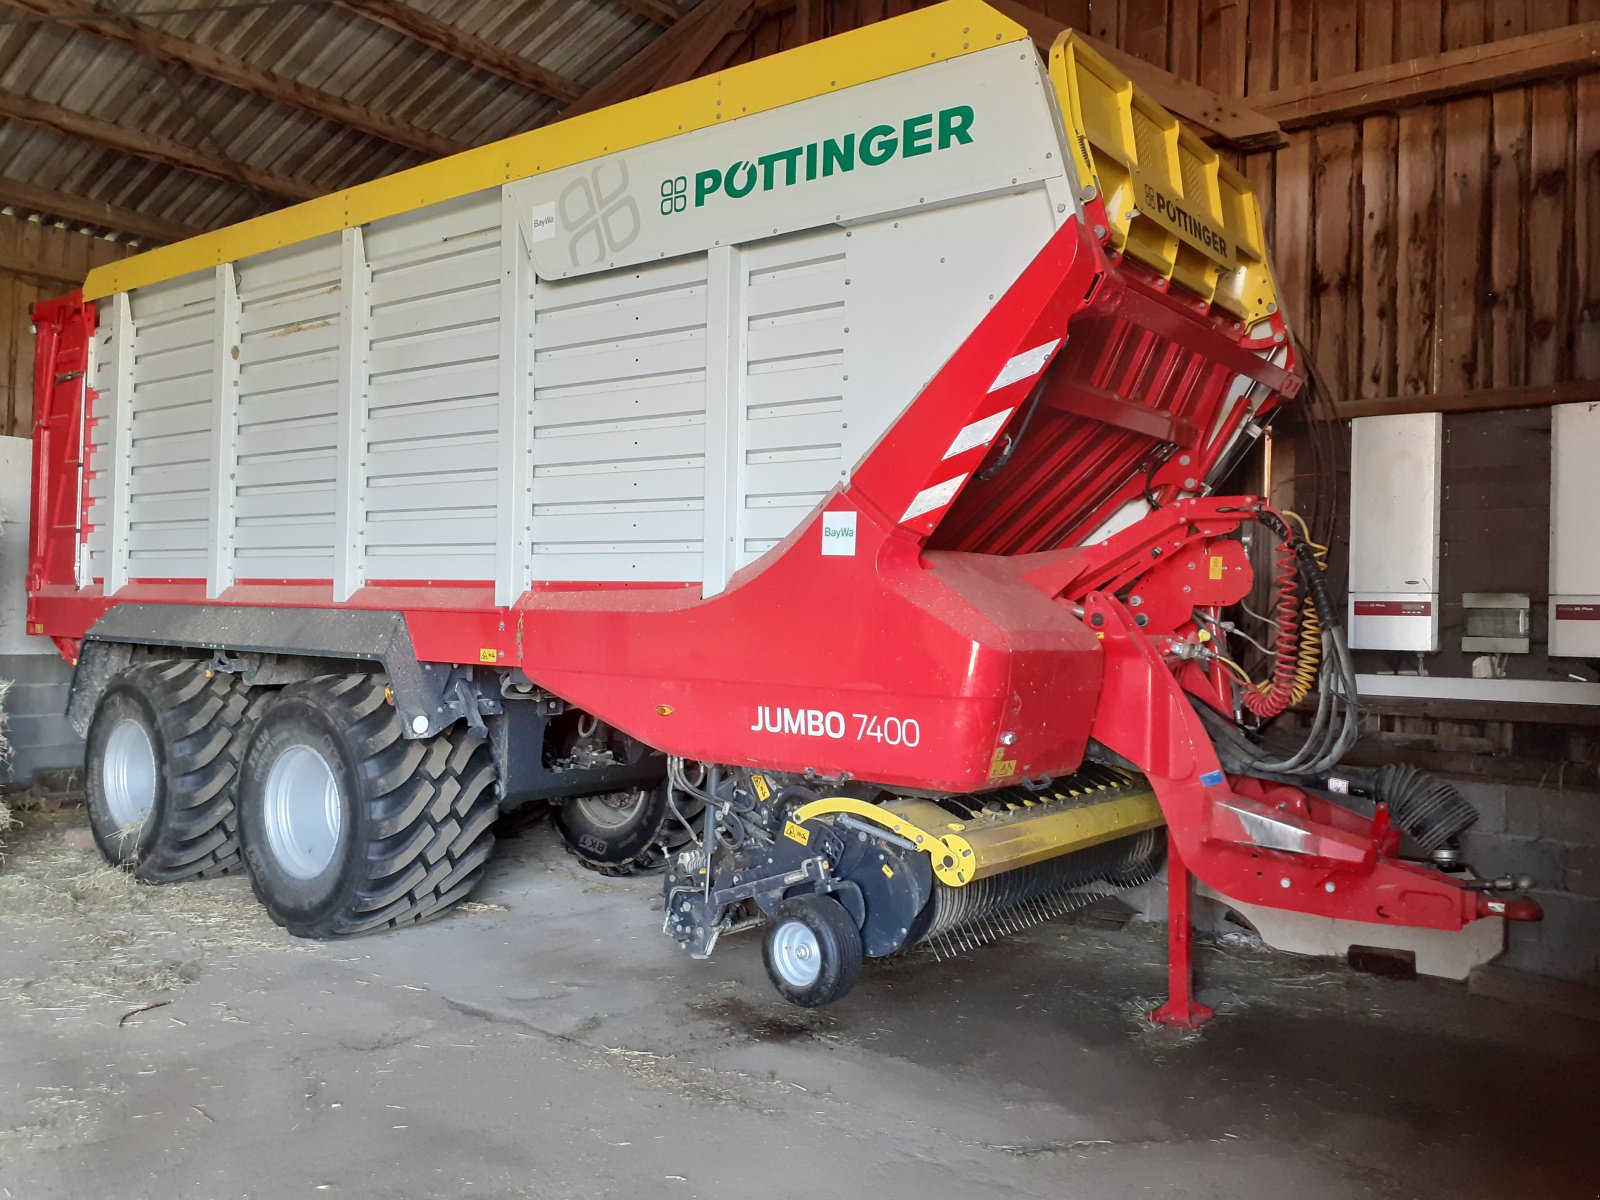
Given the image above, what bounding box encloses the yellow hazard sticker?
[783,821,810,847]
[751,774,772,802]
[989,747,1018,779]
[479,648,499,663]
[1209,555,1225,580]
[881,863,895,879]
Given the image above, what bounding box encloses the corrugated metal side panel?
[736,230,847,565]
[232,236,342,580]
[126,273,215,579]
[363,191,502,582]
[529,255,709,583]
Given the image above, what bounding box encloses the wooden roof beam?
[1328,380,1599,421]
[563,0,752,117]
[0,176,203,245]
[0,0,469,158]
[613,0,683,25]
[1256,21,1600,130]
[983,0,1283,149]
[651,0,755,89]
[334,0,584,104]
[0,89,322,203]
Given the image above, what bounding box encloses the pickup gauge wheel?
[762,893,864,1008]
[85,660,262,882]
[237,674,498,938]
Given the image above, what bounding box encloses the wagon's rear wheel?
[237,674,499,938]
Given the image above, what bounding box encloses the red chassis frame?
[29,216,1533,1025]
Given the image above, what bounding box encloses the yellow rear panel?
[1049,32,1279,324]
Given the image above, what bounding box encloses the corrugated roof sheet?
[0,0,688,246]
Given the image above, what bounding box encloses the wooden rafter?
[563,0,750,117]
[982,0,1282,149]
[334,0,584,104]
[1,0,469,158]
[613,0,682,26]
[0,176,203,244]
[1255,21,1600,130]
[1328,380,1599,421]
[651,0,755,90]
[0,89,322,203]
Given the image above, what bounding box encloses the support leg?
[1150,830,1215,1029]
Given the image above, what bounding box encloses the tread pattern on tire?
[112,659,262,883]
[251,674,499,936]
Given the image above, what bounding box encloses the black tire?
[553,781,704,876]
[237,674,499,938]
[762,893,864,1008]
[85,660,261,882]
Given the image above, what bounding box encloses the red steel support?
[1150,832,1215,1030]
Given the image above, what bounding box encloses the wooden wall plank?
[1488,90,1529,385]
[1311,0,1359,400]
[1243,0,1276,95]
[1121,0,1170,65]
[1393,6,1443,396]
[1436,4,1491,393]
[1042,0,1091,29]
[1273,0,1315,335]
[1357,0,1398,399]
[1168,0,1199,80]
[1577,72,1600,380]
[1088,0,1121,41]
[1197,0,1244,97]
[0,219,19,440]
[1439,100,1490,392]
[1526,79,1574,385]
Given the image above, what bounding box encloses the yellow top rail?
[82,0,1029,301]
[1048,31,1280,324]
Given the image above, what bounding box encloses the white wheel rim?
[102,718,157,830]
[574,789,648,831]
[262,744,343,880]
[770,919,823,988]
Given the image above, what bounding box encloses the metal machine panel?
[362,191,503,584]
[1550,401,1600,657]
[1348,412,1442,651]
[733,229,849,573]
[124,273,216,581]
[231,236,342,581]
[529,254,711,583]
[84,303,116,584]
[507,43,1066,282]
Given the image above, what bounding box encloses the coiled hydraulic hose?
[1238,535,1301,719]
[1211,506,1360,776]
[1281,510,1327,707]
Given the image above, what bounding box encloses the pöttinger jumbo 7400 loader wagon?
[28,1,1536,1021]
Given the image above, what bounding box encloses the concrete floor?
[1,809,1596,1200]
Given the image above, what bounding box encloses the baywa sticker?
[658,105,976,216]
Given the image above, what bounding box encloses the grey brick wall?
[1458,779,1600,986]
